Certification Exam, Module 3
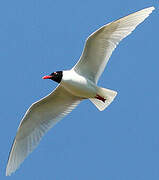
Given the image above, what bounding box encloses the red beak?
[42,75,52,79]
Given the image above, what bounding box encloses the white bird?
[6,6,154,176]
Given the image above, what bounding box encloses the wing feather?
[6,85,81,176]
[73,7,154,83]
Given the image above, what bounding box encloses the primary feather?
[6,6,154,176]
[73,7,154,83]
[6,85,81,176]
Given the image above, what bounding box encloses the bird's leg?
[95,94,106,103]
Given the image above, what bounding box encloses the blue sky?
[0,0,158,179]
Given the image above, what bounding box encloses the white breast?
[61,70,97,98]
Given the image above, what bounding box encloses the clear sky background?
[0,0,158,180]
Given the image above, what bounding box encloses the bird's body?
[61,70,97,98]
[6,6,155,176]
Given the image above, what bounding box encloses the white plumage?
[74,7,154,83]
[6,6,154,176]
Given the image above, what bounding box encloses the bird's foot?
[95,94,106,103]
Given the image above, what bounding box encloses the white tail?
[89,87,117,111]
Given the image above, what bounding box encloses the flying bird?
[6,6,155,176]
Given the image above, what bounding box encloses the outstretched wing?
[73,7,154,83]
[6,85,81,176]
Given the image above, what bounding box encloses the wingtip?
[5,172,8,176]
[145,6,155,12]
[6,165,13,176]
[6,165,16,176]
[150,6,155,10]
[6,169,11,176]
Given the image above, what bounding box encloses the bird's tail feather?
[89,87,117,111]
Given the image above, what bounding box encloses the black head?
[42,71,63,83]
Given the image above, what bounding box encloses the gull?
[6,6,155,176]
